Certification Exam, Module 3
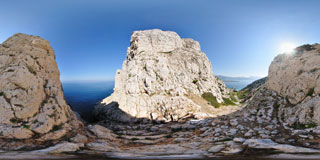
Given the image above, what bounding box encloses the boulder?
[33,142,79,154]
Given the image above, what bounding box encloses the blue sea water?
[224,80,256,91]
[62,81,114,121]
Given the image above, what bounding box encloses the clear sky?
[1,0,320,81]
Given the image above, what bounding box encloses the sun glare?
[279,42,297,54]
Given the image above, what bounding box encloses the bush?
[293,122,317,129]
[23,125,30,129]
[306,88,314,97]
[192,79,198,84]
[222,98,236,105]
[202,92,220,108]
[236,91,248,100]
[297,69,304,76]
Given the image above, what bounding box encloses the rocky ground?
[1,92,320,159]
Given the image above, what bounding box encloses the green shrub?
[202,92,220,108]
[293,122,317,129]
[310,68,319,73]
[159,51,172,54]
[10,118,23,123]
[51,124,63,132]
[23,125,30,129]
[192,79,198,84]
[297,69,304,76]
[131,138,139,141]
[222,98,236,105]
[236,91,248,100]
[0,92,3,96]
[306,88,314,97]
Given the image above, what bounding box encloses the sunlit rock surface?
[266,44,320,125]
[0,33,82,143]
[94,29,229,122]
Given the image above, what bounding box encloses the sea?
[223,80,257,91]
[62,78,257,121]
[62,81,114,121]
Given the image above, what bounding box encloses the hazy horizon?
[1,0,320,81]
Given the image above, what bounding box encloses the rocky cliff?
[266,43,320,126]
[94,29,231,122]
[0,34,82,148]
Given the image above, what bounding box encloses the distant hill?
[216,75,262,82]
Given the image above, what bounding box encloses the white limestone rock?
[94,29,229,122]
[266,44,320,126]
[0,33,81,140]
[33,142,79,154]
[267,44,320,105]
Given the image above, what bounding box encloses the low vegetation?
[202,92,237,108]
[293,122,317,130]
[222,97,236,105]
[202,92,220,108]
[306,87,314,97]
[235,90,249,100]
[192,79,198,84]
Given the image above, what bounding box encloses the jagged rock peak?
[94,29,230,122]
[0,33,82,141]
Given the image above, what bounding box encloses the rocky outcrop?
[266,44,320,126]
[94,29,230,122]
[0,34,82,143]
[267,44,320,105]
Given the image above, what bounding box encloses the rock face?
[0,33,81,140]
[94,29,229,122]
[266,44,320,126]
[267,44,320,105]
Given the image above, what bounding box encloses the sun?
[279,42,297,54]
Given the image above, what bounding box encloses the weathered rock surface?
[33,142,79,154]
[244,139,320,153]
[267,44,320,105]
[266,44,320,126]
[94,29,230,122]
[0,34,82,144]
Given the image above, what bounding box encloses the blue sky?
[1,0,320,81]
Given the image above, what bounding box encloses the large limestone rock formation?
[263,44,320,126]
[94,29,230,122]
[0,33,81,141]
[267,44,320,105]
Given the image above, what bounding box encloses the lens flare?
[279,43,297,54]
